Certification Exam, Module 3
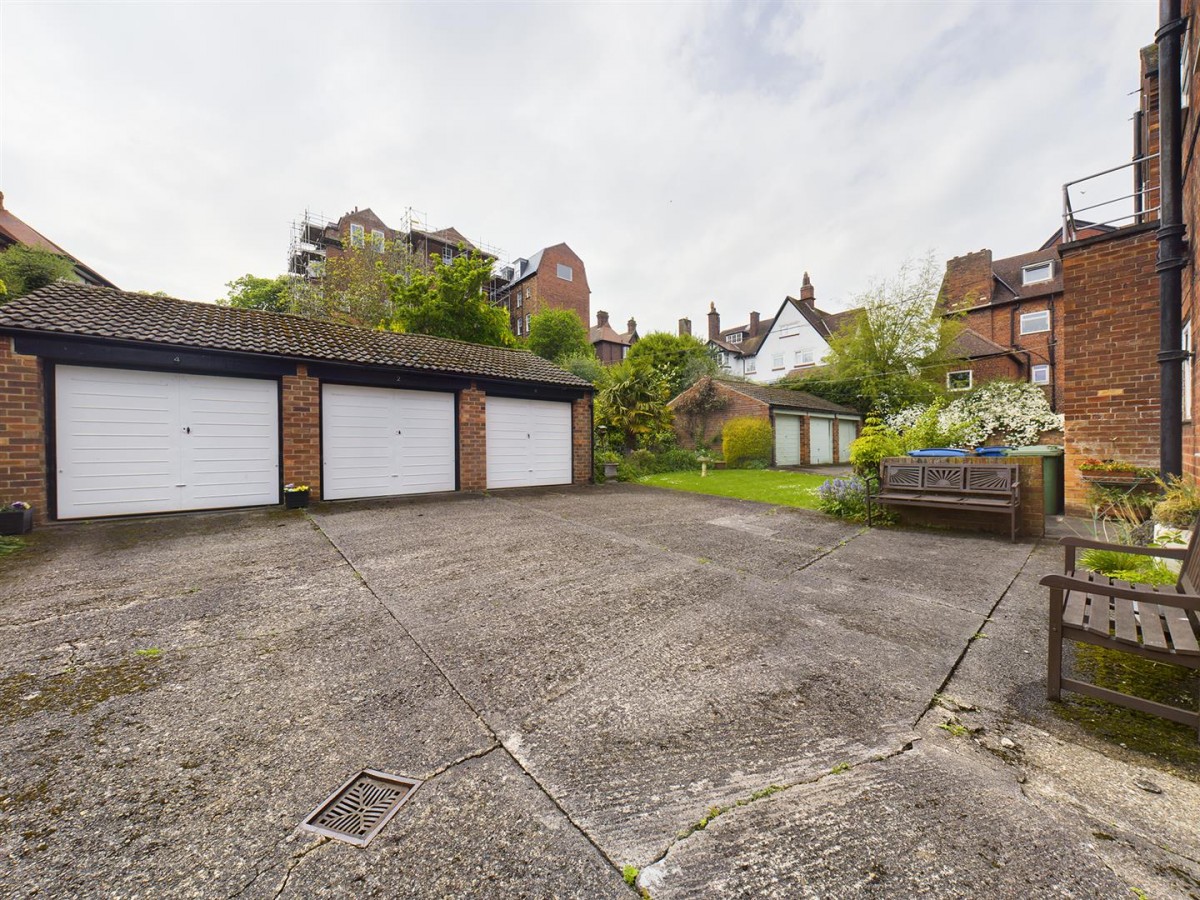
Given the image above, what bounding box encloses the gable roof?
[712,378,859,415]
[950,327,1022,361]
[0,283,591,389]
[0,193,116,289]
[711,296,860,357]
[589,321,634,346]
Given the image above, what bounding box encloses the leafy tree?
[626,332,716,396]
[218,274,295,313]
[821,253,963,415]
[780,371,872,413]
[557,351,604,384]
[527,308,592,362]
[0,245,76,301]
[594,359,674,452]
[722,417,774,468]
[383,248,515,347]
[295,238,419,327]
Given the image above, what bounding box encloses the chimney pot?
[799,272,815,304]
[627,318,637,334]
[707,303,721,341]
[596,310,609,327]
[678,317,692,336]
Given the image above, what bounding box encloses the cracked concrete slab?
[1,486,1195,897]
[639,740,1130,898]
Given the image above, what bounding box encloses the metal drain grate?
[300,769,420,847]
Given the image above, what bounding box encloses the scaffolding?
[287,208,334,279]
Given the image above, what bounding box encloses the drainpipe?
[1158,0,1188,478]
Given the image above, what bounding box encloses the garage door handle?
[397,430,402,435]
[183,426,191,434]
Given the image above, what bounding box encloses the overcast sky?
[2,0,1155,334]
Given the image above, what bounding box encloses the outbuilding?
[669,377,860,466]
[0,284,592,522]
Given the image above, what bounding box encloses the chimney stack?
[678,317,692,337]
[799,272,815,305]
[596,310,609,327]
[708,302,721,340]
[749,311,760,337]
[627,317,637,335]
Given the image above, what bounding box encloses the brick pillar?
[0,338,47,523]
[282,364,321,497]
[572,395,593,484]
[460,383,486,491]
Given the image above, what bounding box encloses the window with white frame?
[515,317,523,336]
[516,290,522,308]
[443,246,454,264]
[772,353,785,370]
[1031,364,1050,385]
[947,370,973,391]
[371,229,385,253]
[745,358,756,374]
[795,348,815,367]
[777,323,802,338]
[728,333,743,344]
[1022,261,1053,285]
[1020,310,1051,334]
[524,287,531,301]
[524,313,531,333]
[1184,320,1193,420]
[556,263,573,281]
[349,223,365,249]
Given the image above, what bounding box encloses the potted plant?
[596,450,620,481]
[283,483,311,509]
[1077,458,1157,484]
[0,501,33,535]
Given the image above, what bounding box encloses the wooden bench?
[868,460,1021,541]
[1041,527,1200,740]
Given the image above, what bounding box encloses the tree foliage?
[780,371,872,413]
[821,253,963,415]
[594,359,674,452]
[383,248,515,347]
[0,245,76,301]
[626,332,716,396]
[219,274,295,313]
[296,238,419,327]
[722,417,774,468]
[526,308,592,362]
[557,351,604,384]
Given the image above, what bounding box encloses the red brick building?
[501,243,591,338]
[589,311,638,364]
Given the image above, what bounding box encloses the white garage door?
[486,397,572,489]
[55,365,279,519]
[838,420,858,463]
[322,384,456,500]
[774,414,802,466]
[810,417,834,465]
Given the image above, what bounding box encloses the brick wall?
[459,384,487,491]
[1180,1,1200,478]
[572,396,592,484]
[0,338,47,523]
[281,364,321,495]
[506,244,590,331]
[670,380,769,452]
[1060,225,1160,514]
[941,250,993,312]
[881,456,1044,538]
[959,300,1061,409]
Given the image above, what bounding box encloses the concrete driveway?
[1,485,1197,898]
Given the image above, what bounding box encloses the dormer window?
[728,333,743,344]
[1022,261,1053,285]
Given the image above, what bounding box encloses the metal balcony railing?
[1061,153,1160,243]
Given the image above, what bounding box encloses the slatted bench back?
[1177,519,1200,595]
[881,462,1018,498]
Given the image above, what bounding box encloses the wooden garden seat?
[1041,526,1200,739]
[870,461,1021,541]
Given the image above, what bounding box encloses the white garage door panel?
[838,420,857,463]
[55,366,279,519]
[810,417,834,465]
[774,414,802,466]
[322,384,455,500]
[487,397,572,489]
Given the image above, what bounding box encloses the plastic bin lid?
[906,448,967,456]
[1007,445,1064,456]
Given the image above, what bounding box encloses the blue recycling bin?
[974,447,1012,457]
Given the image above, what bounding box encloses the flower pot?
[603,462,619,479]
[284,490,311,509]
[1079,472,1153,486]
[0,507,33,535]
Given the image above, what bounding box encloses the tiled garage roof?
[716,379,860,415]
[0,283,591,388]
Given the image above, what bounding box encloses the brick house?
[670,377,860,466]
[0,192,116,289]
[501,244,591,338]
[1053,41,1167,512]
[589,311,638,364]
[0,284,593,523]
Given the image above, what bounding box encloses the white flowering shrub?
[885,381,1063,447]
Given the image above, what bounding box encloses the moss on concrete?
[0,654,162,726]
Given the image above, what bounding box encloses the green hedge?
[722,417,773,468]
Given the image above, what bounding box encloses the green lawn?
[638,469,830,508]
